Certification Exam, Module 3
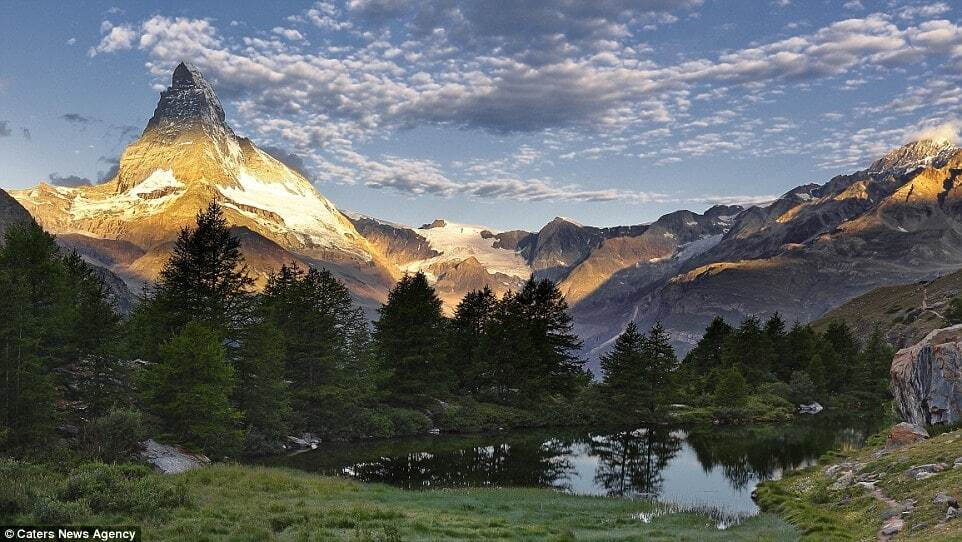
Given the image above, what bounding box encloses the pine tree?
[0,222,123,450]
[764,313,791,381]
[858,325,894,395]
[640,323,678,418]
[723,316,775,382]
[260,264,373,432]
[678,317,731,398]
[714,366,747,407]
[822,320,859,389]
[151,202,253,344]
[140,321,242,455]
[374,272,451,404]
[512,277,586,399]
[450,287,497,393]
[600,323,647,422]
[234,322,290,454]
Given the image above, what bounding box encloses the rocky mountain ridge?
[9,62,962,371]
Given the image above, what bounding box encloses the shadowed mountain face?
[0,188,32,239]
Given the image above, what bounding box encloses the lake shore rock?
[891,324,962,426]
[140,438,210,474]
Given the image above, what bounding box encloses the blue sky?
[2,0,962,230]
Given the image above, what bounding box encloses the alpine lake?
[267,415,883,519]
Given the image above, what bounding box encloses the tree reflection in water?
[588,427,682,498]
[269,417,882,509]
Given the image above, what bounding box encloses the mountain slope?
[576,138,962,357]
[11,63,397,309]
[0,187,32,239]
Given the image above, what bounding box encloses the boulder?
[885,422,929,449]
[891,325,962,426]
[799,402,823,414]
[139,439,210,474]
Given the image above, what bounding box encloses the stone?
[891,325,962,426]
[798,402,823,414]
[885,422,929,449]
[286,433,320,450]
[829,471,855,491]
[139,439,210,474]
[881,517,904,536]
[907,463,948,480]
[948,506,960,521]
[934,492,959,509]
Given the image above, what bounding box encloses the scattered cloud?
[61,113,95,124]
[0,121,10,137]
[48,173,94,187]
[88,21,136,56]
[21,128,31,140]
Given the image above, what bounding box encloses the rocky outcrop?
[892,325,962,426]
[139,439,210,474]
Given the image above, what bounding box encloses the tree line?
[0,203,588,458]
[0,202,896,460]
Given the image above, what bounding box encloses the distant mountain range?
[5,63,962,372]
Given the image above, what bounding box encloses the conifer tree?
[374,272,451,403]
[714,366,747,407]
[234,322,290,454]
[140,321,242,455]
[858,325,894,394]
[449,287,497,393]
[600,323,647,422]
[511,277,586,398]
[260,264,373,431]
[150,202,253,345]
[0,223,61,449]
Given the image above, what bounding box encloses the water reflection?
[589,428,682,498]
[270,417,881,514]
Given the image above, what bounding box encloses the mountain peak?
[145,62,230,134]
[868,138,960,175]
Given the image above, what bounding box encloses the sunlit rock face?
[892,325,962,427]
[11,63,397,308]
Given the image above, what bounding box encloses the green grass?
[2,460,797,541]
[756,427,962,541]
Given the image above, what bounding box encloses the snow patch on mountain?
[403,221,531,279]
[218,169,362,254]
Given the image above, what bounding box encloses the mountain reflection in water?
[269,418,880,514]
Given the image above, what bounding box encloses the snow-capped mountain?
[11,62,962,372]
[11,63,396,308]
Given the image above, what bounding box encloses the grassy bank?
[756,426,962,541]
[1,460,797,541]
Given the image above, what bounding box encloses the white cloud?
[88,22,135,57]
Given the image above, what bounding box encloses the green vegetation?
[672,314,894,423]
[756,426,962,541]
[2,459,796,541]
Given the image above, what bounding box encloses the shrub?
[80,408,146,462]
[31,496,89,524]
[713,367,747,407]
[60,463,189,517]
[381,408,431,436]
[788,371,817,404]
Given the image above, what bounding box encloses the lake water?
[270,418,881,515]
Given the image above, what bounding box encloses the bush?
[60,463,189,517]
[381,408,431,436]
[788,371,817,405]
[80,408,147,462]
[713,367,747,407]
[31,495,89,524]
